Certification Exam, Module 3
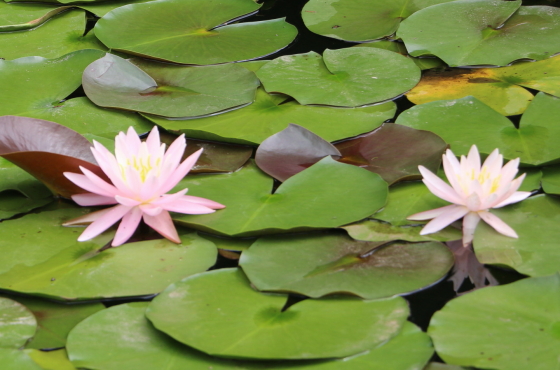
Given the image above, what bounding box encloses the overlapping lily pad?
[473,195,560,277]
[0,207,218,300]
[0,295,104,349]
[83,54,259,118]
[0,11,105,60]
[429,274,560,370]
[68,302,431,370]
[240,231,454,299]
[354,41,445,70]
[172,158,388,236]
[0,50,152,137]
[396,93,560,165]
[26,349,76,370]
[0,349,43,370]
[342,219,462,243]
[146,88,396,144]
[541,165,560,194]
[256,48,421,107]
[398,0,560,66]
[407,55,560,115]
[146,268,409,359]
[0,298,37,348]
[302,0,454,42]
[94,0,298,65]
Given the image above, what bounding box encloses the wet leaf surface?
[0,298,37,349]
[146,268,409,359]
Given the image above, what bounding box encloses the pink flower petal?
[145,126,161,154]
[64,172,115,198]
[462,211,481,247]
[419,166,465,205]
[493,190,531,208]
[115,195,142,207]
[478,210,518,238]
[180,195,225,209]
[442,155,464,196]
[419,205,469,235]
[80,166,120,197]
[77,205,132,241]
[139,204,163,216]
[160,198,218,214]
[62,208,113,226]
[408,204,460,220]
[143,211,180,243]
[112,207,143,246]
[465,191,482,211]
[72,193,117,206]
[157,148,202,194]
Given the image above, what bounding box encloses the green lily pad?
[0,295,104,349]
[398,0,560,66]
[473,195,560,277]
[146,268,409,359]
[0,51,152,137]
[0,11,105,60]
[94,0,298,65]
[172,158,388,237]
[83,54,259,118]
[0,0,155,31]
[396,93,560,166]
[0,298,37,348]
[68,302,430,370]
[302,0,454,42]
[26,349,76,370]
[256,48,421,107]
[354,41,446,71]
[342,219,462,243]
[407,55,560,116]
[240,231,454,299]
[145,88,396,145]
[0,207,218,300]
[428,274,560,370]
[0,349,43,370]
[423,363,469,370]
[541,165,560,194]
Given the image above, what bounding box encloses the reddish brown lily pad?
[0,116,107,198]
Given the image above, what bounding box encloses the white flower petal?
[419,205,469,235]
[462,211,481,247]
[493,190,531,209]
[419,166,465,205]
[478,210,518,238]
[408,204,460,220]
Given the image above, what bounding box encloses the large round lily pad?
[68,302,431,370]
[172,158,388,237]
[146,88,396,145]
[0,51,152,137]
[83,53,259,118]
[240,231,454,299]
[398,0,560,66]
[0,298,37,348]
[302,0,454,42]
[94,0,298,65]
[473,195,560,277]
[396,93,560,166]
[146,268,409,359]
[429,274,560,370]
[0,207,217,301]
[0,11,105,60]
[256,48,421,107]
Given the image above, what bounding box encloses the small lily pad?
[146,88,396,145]
[146,268,409,359]
[256,48,421,107]
[94,0,298,65]
[240,231,454,299]
[172,158,388,237]
[429,274,560,370]
[342,219,462,243]
[0,298,37,349]
[83,54,260,118]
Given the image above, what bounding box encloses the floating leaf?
[146,268,409,359]
[94,0,298,65]
[0,349,43,370]
[83,54,259,118]
[26,349,76,370]
[473,195,560,277]
[0,11,105,60]
[541,165,560,194]
[396,93,560,166]
[68,302,430,370]
[429,274,560,370]
[354,41,446,70]
[256,48,421,107]
[407,55,560,115]
[0,294,104,349]
[0,298,37,348]
[398,0,560,66]
[342,219,461,243]
[0,50,152,138]
[240,231,454,299]
[335,123,447,184]
[146,88,396,145]
[173,158,388,237]
[301,0,455,42]
[0,208,217,300]
[255,124,341,182]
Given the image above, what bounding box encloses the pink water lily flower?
[64,126,224,247]
[408,145,530,247]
